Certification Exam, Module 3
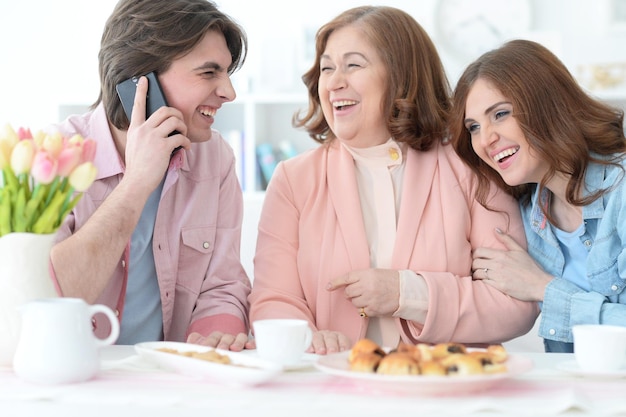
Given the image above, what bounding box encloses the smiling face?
[158,30,235,143]
[318,25,391,148]
[464,78,549,186]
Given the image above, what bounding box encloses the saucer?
[242,350,319,371]
[556,360,626,379]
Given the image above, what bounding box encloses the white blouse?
[343,139,429,347]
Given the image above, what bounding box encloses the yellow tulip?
[41,132,63,158]
[0,124,19,169]
[10,139,35,175]
[68,134,85,146]
[32,130,47,148]
[0,141,11,169]
[68,162,97,192]
[2,124,19,146]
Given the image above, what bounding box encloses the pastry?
[468,351,508,373]
[440,353,483,376]
[376,352,420,375]
[346,339,509,376]
[395,342,435,362]
[349,338,386,363]
[487,344,508,363]
[431,342,467,360]
[419,360,447,376]
[350,352,383,373]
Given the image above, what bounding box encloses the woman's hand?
[472,228,552,302]
[186,331,255,351]
[326,268,400,318]
[308,329,352,355]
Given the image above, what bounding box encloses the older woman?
[249,6,538,354]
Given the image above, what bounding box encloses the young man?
[49,0,252,350]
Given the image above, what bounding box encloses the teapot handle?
[88,304,120,346]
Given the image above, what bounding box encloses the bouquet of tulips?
[0,124,97,237]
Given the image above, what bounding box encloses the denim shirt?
[521,156,626,346]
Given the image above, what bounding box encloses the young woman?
[248,6,538,354]
[451,39,626,352]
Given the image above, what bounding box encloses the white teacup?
[572,324,626,373]
[253,319,313,367]
[13,298,120,384]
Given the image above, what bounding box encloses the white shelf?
[213,93,311,192]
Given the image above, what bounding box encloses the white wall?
[0,1,115,129]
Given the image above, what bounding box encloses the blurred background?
[3,1,623,334]
[1,0,625,192]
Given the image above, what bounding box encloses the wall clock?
[435,0,533,61]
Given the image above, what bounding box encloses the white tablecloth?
[1,346,625,417]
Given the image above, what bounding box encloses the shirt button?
[389,148,399,161]
[583,240,592,247]
[549,329,556,335]
[203,241,210,249]
[612,285,618,291]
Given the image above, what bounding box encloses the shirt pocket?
[178,226,216,292]
[588,259,625,297]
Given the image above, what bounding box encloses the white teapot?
[13,297,120,384]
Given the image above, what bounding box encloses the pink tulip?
[57,147,81,177]
[31,151,58,184]
[10,139,35,175]
[16,127,33,140]
[80,139,97,163]
[68,162,97,192]
[1,124,98,236]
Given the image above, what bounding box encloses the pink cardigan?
[249,139,539,346]
[49,105,250,341]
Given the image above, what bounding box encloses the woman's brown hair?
[451,39,625,210]
[294,6,451,151]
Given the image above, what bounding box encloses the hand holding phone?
[116,72,170,122]
[115,72,182,155]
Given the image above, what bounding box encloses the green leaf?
[11,186,27,232]
[0,188,11,236]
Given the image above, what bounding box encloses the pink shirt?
[249,139,539,346]
[50,104,251,341]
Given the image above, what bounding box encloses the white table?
[1,346,624,417]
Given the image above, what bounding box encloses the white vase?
[0,232,58,367]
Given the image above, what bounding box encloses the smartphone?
[116,72,182,154]
[116,71,169,122]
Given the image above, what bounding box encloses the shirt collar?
[341,138,404,168]
[531,158,611,229]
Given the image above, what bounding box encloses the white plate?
[556,360,626,379]
[241,350,320,371]
[135,341,282,386]
[315,350,533,396]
